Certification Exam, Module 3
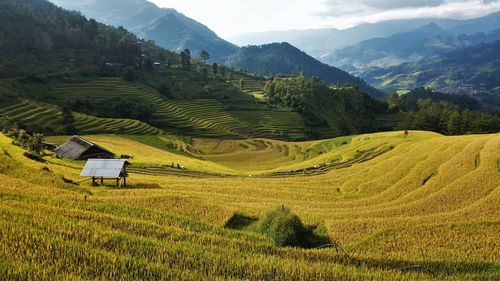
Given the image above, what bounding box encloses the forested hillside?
[264,75,386,136]
[50,0,239,60]
[0,0,175,78]
[225,43,384,99]
[388,88,500,135]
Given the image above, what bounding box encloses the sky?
[150,0,500,38]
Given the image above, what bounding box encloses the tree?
[13,129,31,148]
[180,49,191,70]
[447,111,463,135]
[0,115,14,133]
[212,62,218,76]
[220,66,226,78]
[200,50,210,63]
[159,81,172,98]
[27,133,44,155]
[122,67,136,82]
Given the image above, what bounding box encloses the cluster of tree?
[66,97,155,122]
[397,99,500,135]
[0,116,45,155]
[388,88,481,112]
[158,78,175,99]
[264,74,386,136]
[180,49,192,70]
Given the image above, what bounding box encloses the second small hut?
[54,136,115,160]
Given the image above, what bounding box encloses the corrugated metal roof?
[80,159,130,178]
[55,136,115,160]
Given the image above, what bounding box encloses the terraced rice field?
[229,74,266,94]
[229,110,306,139]
[0,100,62,131]
[51,77,309,139]
[375,112,406,129]
[0,100,162,135]
[2,131,499,280]
[52,78,259,138]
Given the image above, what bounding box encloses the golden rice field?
[1,131,499,280]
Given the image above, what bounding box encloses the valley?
[0,0,499,280]
[1,131,499,280]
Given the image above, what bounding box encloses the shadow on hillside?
[225,213,258,230]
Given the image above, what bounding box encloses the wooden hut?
[80,159,131,187]
[54,136,115,160]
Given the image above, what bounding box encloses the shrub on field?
[257,206,330,248]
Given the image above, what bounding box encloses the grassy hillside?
[2,131,499,280]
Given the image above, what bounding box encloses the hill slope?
[363,40,500,92]
[1,131,499,279]
[0,0,172,78]
[225,43,384,99]
[50,0,238,60]
[230,12,500,58]
[325,24,500,74]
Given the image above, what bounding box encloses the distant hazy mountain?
[50,0,238,60]
[225,43,383,99]
[230,12,500,59]
[326,24,500,74]
[362,40,500,92]
[230,19,449,58]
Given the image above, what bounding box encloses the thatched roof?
[54,136,115,160]
[80,159,130,178]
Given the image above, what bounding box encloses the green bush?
[257,206,330,248]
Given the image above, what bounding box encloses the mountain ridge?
[230,12,500,59]
[50,0,239,60]
[362,39,500,96]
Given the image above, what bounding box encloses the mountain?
[446,12,500,35]
[230,19,452,58]
[230,12,500,60]
[325,24,500,74]
[49,0,238,60]
[224,43,384,99]
[49,0,384,98]
[0,0,171,79]
[0,0,393,140]
[363,40,500,94]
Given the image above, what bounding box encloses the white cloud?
[327,0,500,27]
[149,0,500,38]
